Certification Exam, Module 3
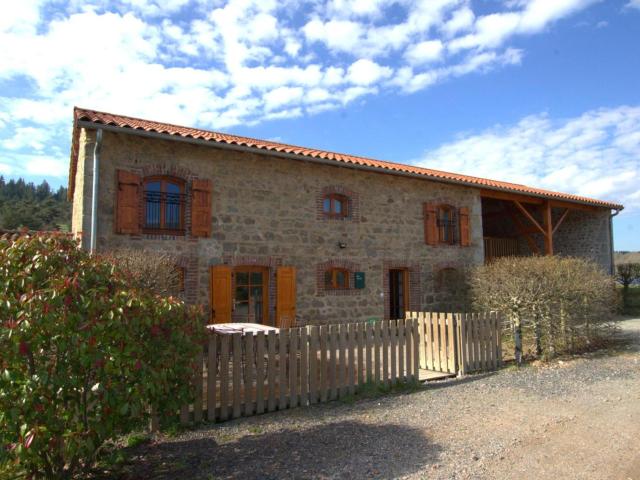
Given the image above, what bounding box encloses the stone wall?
[553,209,612,272]
[79,129,485,325]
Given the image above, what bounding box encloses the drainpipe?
[90,129,103,254]
[609,208,621,275]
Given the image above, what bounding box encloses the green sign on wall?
[354,271,365,289]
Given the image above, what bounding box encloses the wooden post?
[207,334,217,422]
[255,332,265,415]
[543,200,553,255]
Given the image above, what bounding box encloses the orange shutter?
[276,266,297,328]
[459,207,471,246]
[191,179,212,237]
[116,170,141,234]
[423,203,438,246]
[210,265,232,323]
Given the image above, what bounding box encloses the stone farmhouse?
[68,107,623,327]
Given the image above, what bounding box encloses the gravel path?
[110,319,640,480]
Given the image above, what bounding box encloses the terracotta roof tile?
[68,107,623,210]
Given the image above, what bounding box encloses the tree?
[615,263,640,312]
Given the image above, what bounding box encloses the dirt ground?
[107,318,640,479]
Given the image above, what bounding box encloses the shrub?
[470,256,618,364]
[0,234,203,479]
[101,248,183,297]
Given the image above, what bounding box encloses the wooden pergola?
[480,189,601,256]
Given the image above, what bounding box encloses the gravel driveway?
[110,318,640,480]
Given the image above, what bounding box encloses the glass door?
[233,267,268,324]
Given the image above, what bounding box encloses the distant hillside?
[0,177,71,231]
[615,251,640,264]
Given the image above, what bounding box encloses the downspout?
[609,208,621,275]
[90,129,103,254]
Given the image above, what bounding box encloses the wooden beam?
[552,209,570,236]
[481,189,544,205]
[542,201,553,255]
[513,201,547,236]
[504,206,540,255]
[481,189,606,212]
[549,199,600,212]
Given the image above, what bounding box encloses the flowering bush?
[0,234,203,478]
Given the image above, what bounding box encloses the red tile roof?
[69,107,623,210]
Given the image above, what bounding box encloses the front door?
[233,267,268,324]
[389,269,408,319]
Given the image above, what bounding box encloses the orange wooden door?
[210,265,232,323]
[276,266,296,328]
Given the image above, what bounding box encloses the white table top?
[206,322,279,335]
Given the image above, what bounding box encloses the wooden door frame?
[232,265,269,324]
[388,268,410,320]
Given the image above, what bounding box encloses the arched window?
[322,193,349,219]
[437,205,457,245]
[143,176,186,233]
[437,267,461,294]
[325,267,350,290]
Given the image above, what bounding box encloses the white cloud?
[404,40,444,66]
[626,0,640,9]
[0,0,604,182]
[347,59,392,86]
[415,105,640,212]
[263,86,304,111]
[449,0,597,52]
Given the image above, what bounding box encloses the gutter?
[75,120,621,211]
[609,208,621,275]
[90,129,103,254]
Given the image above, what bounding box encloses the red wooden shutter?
[459,207,471,246]
[210,265,232,323]
[116,170,141,234]
[276,266,297,328]
[423,203,438,246]
[191,179,212,237]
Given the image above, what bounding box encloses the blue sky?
[0,0,639,249]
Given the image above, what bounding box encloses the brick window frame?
[316,259,362,296]
[424,196,471,248]
[220,255,284,326]
[317,186,359,222]
[383,260,421,320]
[124,164,203,240]
[175,254,199,304]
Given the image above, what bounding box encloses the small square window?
[325,268,350,290]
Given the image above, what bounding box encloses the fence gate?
[407,312,502,376]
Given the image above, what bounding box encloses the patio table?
[206,322,279,335]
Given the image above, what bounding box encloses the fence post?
[457,313,467,376]
[207,333,217,422]
[412,317,420,382]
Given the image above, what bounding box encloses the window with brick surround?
[437,205,458,245]
[322,193,349,219]
[325,267,350,290]
[143,176,186,234]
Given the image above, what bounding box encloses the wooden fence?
[171,318,421,426]
[153,313,502,429]
[408,311,502,375]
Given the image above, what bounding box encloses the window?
[325,268,350,290]
[143,176,186,233]
[437,205,458,245]
[322,194,349,219]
